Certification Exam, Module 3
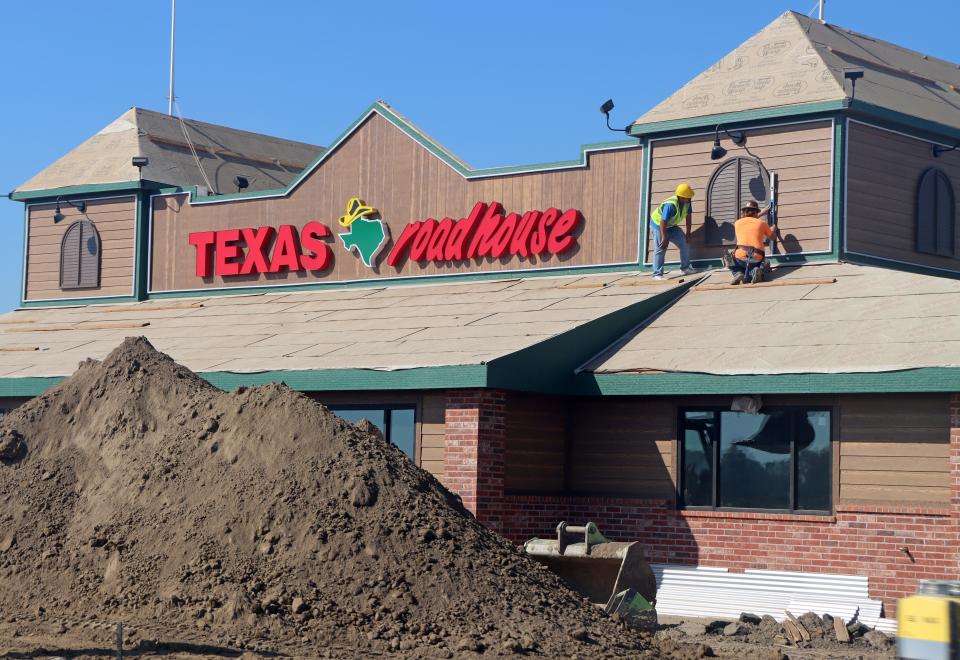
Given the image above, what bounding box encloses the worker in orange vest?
[730,200,780,284]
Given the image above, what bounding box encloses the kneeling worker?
[651,183,698,280]
[730,200,779,284]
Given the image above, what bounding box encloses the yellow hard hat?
[675,182,695,199]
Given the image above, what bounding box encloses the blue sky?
[1,0,957,312]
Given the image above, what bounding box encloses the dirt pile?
[0,337,666,658]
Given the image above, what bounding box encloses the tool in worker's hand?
[523,522,657,616]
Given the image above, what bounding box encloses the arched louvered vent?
[705,157,769,245]
[60,220,101,290]
[916,167,955,256]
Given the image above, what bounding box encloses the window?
[680,408,831,512]
[60,220,101,289]
[330,405,416,460]
[916,167,955,256]
[705,157,769,245]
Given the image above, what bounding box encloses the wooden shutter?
[706,157,768,246]
[60,220,101,290]
[917,168,955,256]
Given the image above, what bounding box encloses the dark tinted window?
[680,408,831,513]
[330,406,416,460]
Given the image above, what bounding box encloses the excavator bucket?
[523,522,657,613]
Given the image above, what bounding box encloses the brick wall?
[442,389,506,532]
[437,391,960,617]
[951,394,960,513]
[493,496,959,615]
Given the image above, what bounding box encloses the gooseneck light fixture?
[53,198,87,223]
[710,125,747,161]
[599,99,630,133]
[932,143,959,158]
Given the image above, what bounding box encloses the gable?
[635,12,845,127]
[149,108,643,293]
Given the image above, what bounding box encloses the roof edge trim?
[578,368,960,396]
[628,100,848,137]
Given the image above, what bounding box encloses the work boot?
[730,272,744,285]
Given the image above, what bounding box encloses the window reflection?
[330,406,416,460]
[680,408,831,512]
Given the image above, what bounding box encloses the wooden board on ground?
[782,619,802,644]
[785,611,811,641]
[833,615,850,642]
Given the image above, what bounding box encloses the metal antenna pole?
[168,0,176,115]
[818,0,825,21]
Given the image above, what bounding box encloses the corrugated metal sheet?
[652,564,890,631]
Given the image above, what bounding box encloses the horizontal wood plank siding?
[646,121,833,263]
[25,197,136,300]
[504,394,566,493]
[838,393,950,505]
[420,393,445,480]
[846,122,960,272]
[151,113,643,292]
[568,398,675,497]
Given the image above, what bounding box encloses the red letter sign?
[189,231,216,277]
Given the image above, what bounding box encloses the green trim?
[3,364,957,398]
[578,368,960,395]
[487,280,700,393]
[200,365,487,392]
[0,376,64,396]
[134,192,149,300]
[628,100,848,137]
[831,115,845,260]
[9,180,169,201]
[638,137,651,270]
[848,100,960,144]
[19,296,140,308]
[145,263,640,301]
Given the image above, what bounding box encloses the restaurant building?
[4,12,960,614]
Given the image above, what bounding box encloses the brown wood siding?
[504,394,566,492]
[568,399,675,497]
[420,393,445,480]
[847,122,960,271]
[838,394,950,505]
[646,121,833,263]
[25,197,136,300]
[150,113,642,292]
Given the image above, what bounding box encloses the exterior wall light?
[843,70,864,100]
[711,125,746,160]
[53,198,86,223]
[599,99,630,133]
[932,143,959,158]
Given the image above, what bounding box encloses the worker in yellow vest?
[651,183,698,280]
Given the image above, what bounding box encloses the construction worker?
[729,200,779,284]
[651,183,698,280]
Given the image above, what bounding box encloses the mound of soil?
[0,337,665,657]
